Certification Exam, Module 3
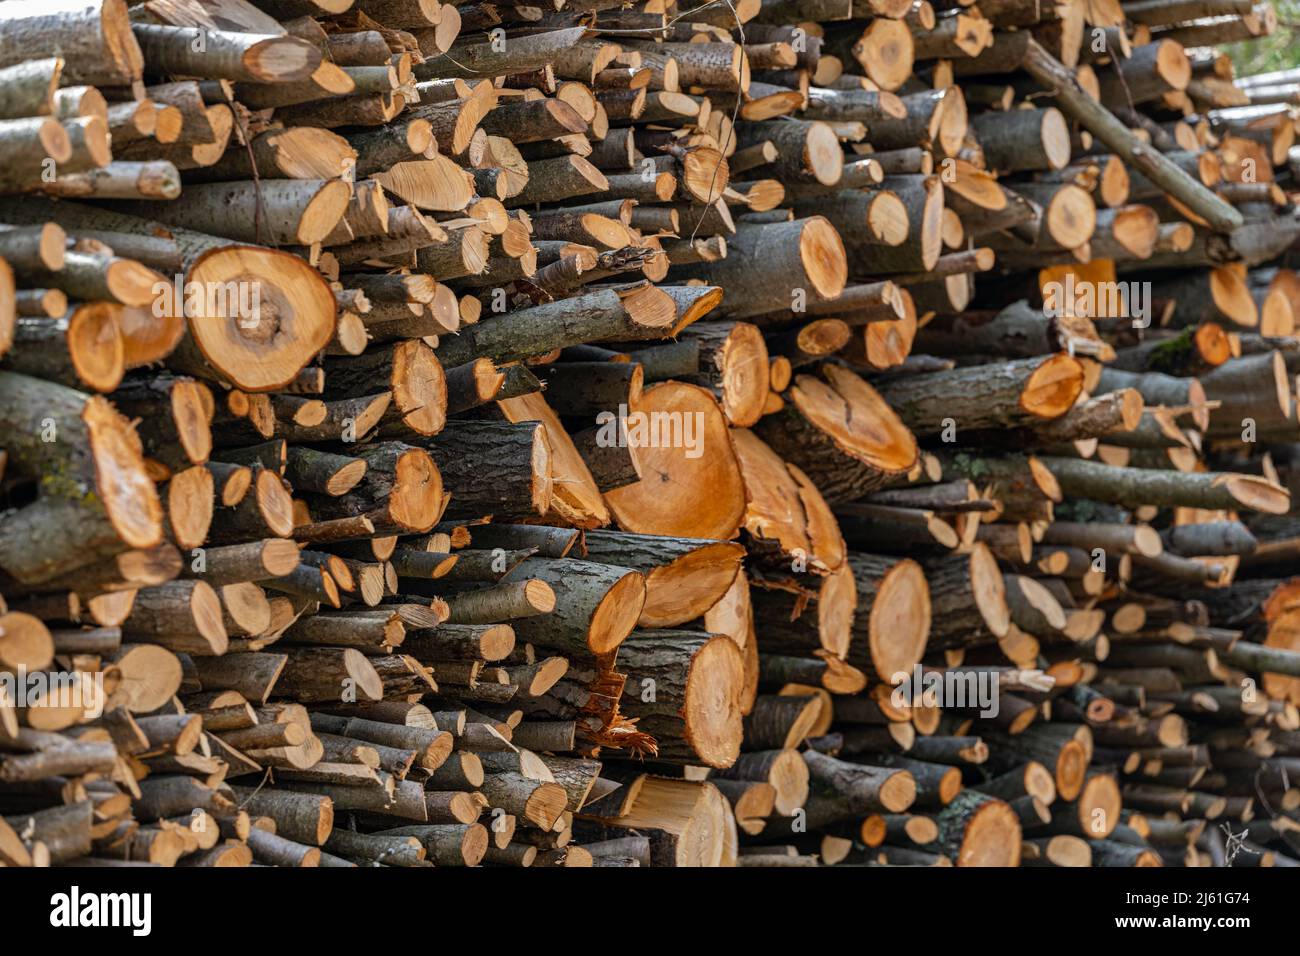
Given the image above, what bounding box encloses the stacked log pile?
[3,0,1300,869]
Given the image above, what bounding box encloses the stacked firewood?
[2,0,1300,868]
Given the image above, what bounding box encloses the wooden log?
[615,629,745,768]
[1018,38,1243,232]
[756,363,917,503]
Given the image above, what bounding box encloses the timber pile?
[3,0,1300,870]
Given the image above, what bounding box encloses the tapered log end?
[1208,266,1258,327]
[640,542,745,628]
[84,395,165,551]
[589,570,646,655]
[1021,353,1085,420]
[341,647,384,701]
[732,427,808,555]
[969,542,1011,638]
[1222,474,1290,514]
[797,364,918,479]
[291,181,349,245]
[246,36,324,84]
[499,391,609,528]
[324,459,368,496]
[190,579,230,651]
[1023,455,1062,503]
[789,463,846,571]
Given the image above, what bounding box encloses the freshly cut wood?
[875,354,1085,436]
[935,792,1022,867]
[731,428,846,573]
[923,544,1011,650]
[0,0,143,85]
[677,217,847,319]
[756,363,917,503]
[676,321,771,427]
[496,390,610,529]
[131,25,320,84]
[500,557,644,658]
[0,373,162,583]
[0,0,1295,875]
[302,442,444,534]
[617,630,746,767]
[603,382,747,540]
[581,532,744,629]
[1041,457,1290,514]
[971,107,1072,172]
[844,554,930,682]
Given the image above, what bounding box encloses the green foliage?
[952,453,989,479]
[1225,1,1300,76]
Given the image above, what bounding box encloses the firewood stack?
[2,0,1300,870]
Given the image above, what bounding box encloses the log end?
[956,798,1021,866]
[186,246,338,392]
[589,569,647,655]
[1021,353,1085,420]
[800,216,849,302]
[970,542,1011,638]
[85,394,165,550]
[870,558,931,682]
[683,634,746,768]
[640,541,745,629]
